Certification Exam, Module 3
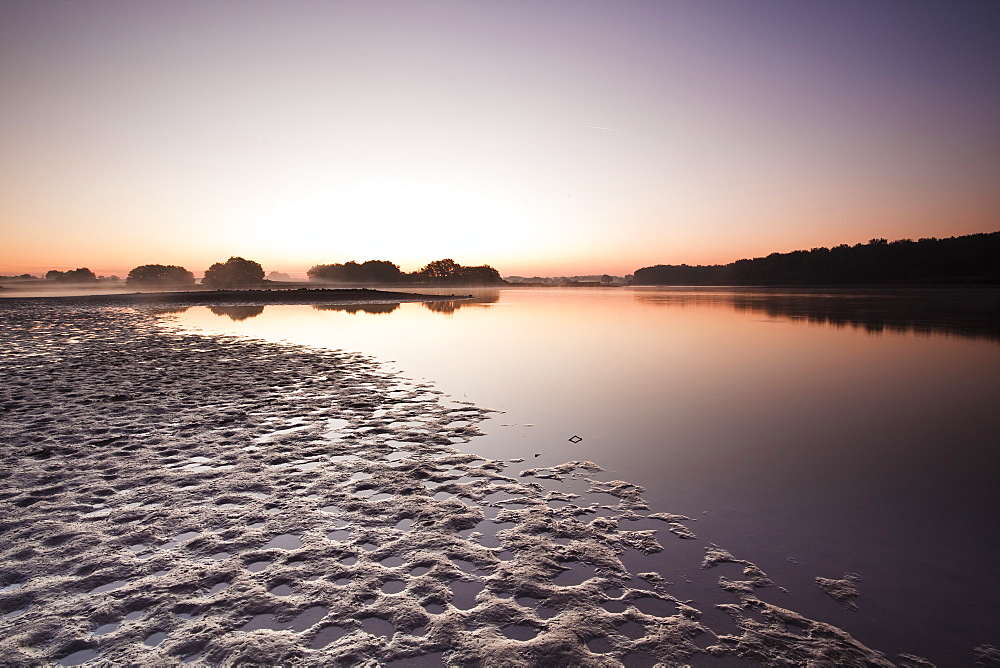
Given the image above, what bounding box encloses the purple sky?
[2,0,998,277]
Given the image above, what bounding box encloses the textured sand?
[1,300,910,666]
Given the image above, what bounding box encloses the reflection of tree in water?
[307,294,499,315]
[422,292,500,314]
[636,289,1000,342]
[145,306,191,316]
[208,305,266,321]
[311,303,400,315]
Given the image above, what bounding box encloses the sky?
[2,0,998,278]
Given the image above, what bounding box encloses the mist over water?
[0,283,130,299]
[169,286,1000,663]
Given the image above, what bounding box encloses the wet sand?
[0,299,937,665]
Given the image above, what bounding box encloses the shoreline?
[0,300,919,666]
[0,287,473,307]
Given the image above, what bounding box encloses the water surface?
[172,287,1000,663]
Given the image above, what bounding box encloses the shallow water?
[170,286,1000,664]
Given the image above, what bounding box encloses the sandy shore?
[0,287,473,308]
[0,300,907,665]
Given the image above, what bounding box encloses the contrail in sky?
[583,125,616,131]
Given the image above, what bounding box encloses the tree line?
[27,268,121,282]
[306,258,504,285]
[12,256,505,288]
[125,257,265,288]
[633,232,1000,286]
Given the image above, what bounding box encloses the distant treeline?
[4,256,506,288]
[307,258,504,285]
[14,268,123,282]
[506,274,633,286]
[634,233,1000,286]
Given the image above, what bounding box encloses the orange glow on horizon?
[2,2,998,280]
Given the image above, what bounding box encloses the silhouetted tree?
[360,260,404,283]
[411,259,505,284]
[307,258,504,285]
[456,264,504,284]
[415,258,462,282]
[634,232,1000,286]
[307,260,403,284]
[202,256,265,288]
[44,268,98,282]
[632,264,727,285]
[126,264,196,287]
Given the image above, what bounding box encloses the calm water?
[172,287,1000,663]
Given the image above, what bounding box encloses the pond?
[171,286,1000,664]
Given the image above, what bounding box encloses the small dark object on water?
[568,435,582,443]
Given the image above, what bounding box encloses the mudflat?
[0,300,905,666]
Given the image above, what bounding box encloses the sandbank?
[0,287,471,308]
